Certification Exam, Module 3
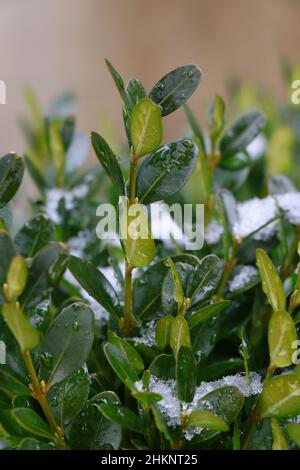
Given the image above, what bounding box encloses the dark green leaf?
[136,139,197,204]
[186,254,223,306]
[105,59,130,109]
[11,408,53,439]
[220,111,266,157]
[219,152,249,171]
[127,79,146,110]
[107,332,144,373]
[99,403,143,434]
[68,255,122,319]
[149,65,201,116]
[14,215,55,258]
[149,354,175,380]
[104,342,139,389]
[162,262,193,315]
[197,359,243,382]
[91,131,125,195]
[17,438,54,450]
[188,301,230,329]
[176,346,196,402]
[195,386,244,423]
[0,370,29,399]
[40,302,94,387]
[0,153,24,208]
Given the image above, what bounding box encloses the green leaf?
[151,405,175,444]
[131,97,162,158]
[186,254,224,306]
[209,94,225,142]
[169,316,191,356]
[49,120,65,183]
[149,65,201,116]
[195,386,244,423]
[184,104,206,155]
[176,346,196,402]
[91,131,125,194]
[119,199,156,267]
[14,215,55,258]
[5,255,28,301]
[105,59,130,109]
[69,392,121,450]
[268,310,297,368]
[164,258,184,308]
[187,410,229,432]
[162,262,193,316]
[17,438,54,450]
[104,342,139,390]
[20,242,69,309]
[188,301,230,329]
[99,403,143,434]
[1,303,40,353]
[107,332,144,373]
[68,256,122,319]
[0,153,24,208]
[149,354,175,380]
[127,79,146,110]
[133,254,199,320]
[11,408,53,439]
[136,139,197,204]
[131,390,162,406]
[259,374,300,418]
[24,155,49,194]
[0,229,16,301]
[197,359,243,382]
[220,111,266,157]
[155,316,173,350]
[286,423,300,447]
[40,302,94,387]
[256,248,286,312]
[48,368,90,429]
[219,152,249,171]
[271,418,289,450]
[0,370,30,399]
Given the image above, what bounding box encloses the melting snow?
[132,320,156,348]
[44,185,89,224]
[233,196,277,241]
[205,219,223,245]
[276,192,300,225]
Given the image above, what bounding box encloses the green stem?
[121,150,138,336]
[23,351,64,441]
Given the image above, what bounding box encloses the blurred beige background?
[0,0,300,157]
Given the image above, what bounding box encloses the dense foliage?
[0,60,300,450]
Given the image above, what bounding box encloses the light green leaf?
[256,248,286,312]
[187,410,229,432]
[1,303,39,353]
[268,310,297,368]
[169,316,191,356]
[131,97,162,158]
[259,374,300,418]
[271,418,289,450]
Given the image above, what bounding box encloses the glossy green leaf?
[40,302,94,387]
[1,303,40,353]
[104,342,139,389]
[68,255,122,319]
[136,139,197,204]
[188,301,230,329]
[133,254,199,320]
[20,242,69,309]
[14,215,55,258]
[197,359,243,382]
[195,386,244,423]
[162,262,192,315]
[105,59,130,109]
[187,410,229,432]
[131,390,162,406]
[268,310,297,368]
[286,423,300,447]
[107,332,144,373]
[17,438,54,450]
[220,111,266,157]
[149,354,175,380]
[48,368,90,429]
[91,131,125,195]
[176,346,196,402]
[69,392,121,450]
[155,316,173,350]
[11,408,53,439]
[131,97,162,158]
[5,255,28,301]
[149,65,201,116]
[127,79,146,110]
[99,403,143,434]
[169,316,191,356]
[164,258,184,308]
[256,248,286,312]
[186,254,223,306]
[119,199,156,267]
[271,418,289,450]
[0,370,30,399]
[259,374,300,418]
[0,153,24,208]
